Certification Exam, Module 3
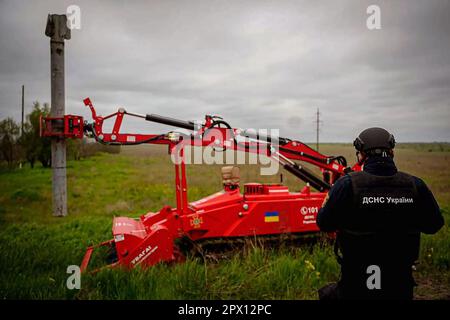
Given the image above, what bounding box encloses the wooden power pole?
[45,14,71,217]
[21,85,24,135]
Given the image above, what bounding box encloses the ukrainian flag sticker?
[264,211,279,223]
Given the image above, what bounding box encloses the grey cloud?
[0,0,449,143]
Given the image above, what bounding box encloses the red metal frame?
[40,114,84,139]
[41,98,360,272]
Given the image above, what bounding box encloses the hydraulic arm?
[41,98,360,272]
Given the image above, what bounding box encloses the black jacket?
[317,156,444,299]
[318,156,443,233]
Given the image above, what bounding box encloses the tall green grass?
[0,146,449,299]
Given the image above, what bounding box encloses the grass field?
[0,143,449,299]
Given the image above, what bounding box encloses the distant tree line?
[0,101,120,169]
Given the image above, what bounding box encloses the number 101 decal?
[301,206,318,224]
[300,206,319,215]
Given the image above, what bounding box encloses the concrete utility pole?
[45,14,71,217]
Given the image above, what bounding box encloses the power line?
[315,108,322,152]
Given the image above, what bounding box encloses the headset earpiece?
[353,136,364,151]
[388,134,396,149]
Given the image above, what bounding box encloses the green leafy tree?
[67,138,82,161]
[0,117,20,168]
[20,102,51,168]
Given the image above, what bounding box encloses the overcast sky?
[0,0,449,142]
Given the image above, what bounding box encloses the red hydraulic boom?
[41,98,361,272]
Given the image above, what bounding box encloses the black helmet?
[353,127,395,153]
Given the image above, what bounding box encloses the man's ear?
[357,151,367,165]
[389,149,394,158]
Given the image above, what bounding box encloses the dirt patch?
[414,272,450,300]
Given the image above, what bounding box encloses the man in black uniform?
[317,127,444,300]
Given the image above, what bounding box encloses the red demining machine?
[41,98,361,272]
